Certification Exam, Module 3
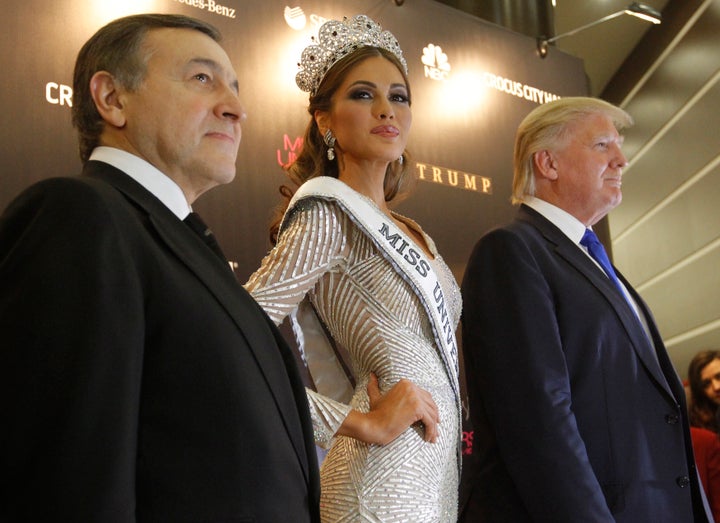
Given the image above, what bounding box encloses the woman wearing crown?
[246,15,461,521]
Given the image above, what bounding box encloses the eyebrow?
[188,57,239,94]
[592,132,624,146]
[347,80,407,90]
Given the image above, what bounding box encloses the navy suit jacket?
[458,204,711,522]
[0,161,320,522]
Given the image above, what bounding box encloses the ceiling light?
[537,2,662,58]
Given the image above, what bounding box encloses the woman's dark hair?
[688,350,720,431]
[269,46,414,244]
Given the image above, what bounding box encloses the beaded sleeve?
[245,198,354,448]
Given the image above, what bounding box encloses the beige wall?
[603,0,720,379]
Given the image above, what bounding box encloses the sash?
[280,177,460,407]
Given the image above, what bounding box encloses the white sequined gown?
[245,195,461,522]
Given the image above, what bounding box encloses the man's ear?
[533,150,559,181]
[89,71,127,128]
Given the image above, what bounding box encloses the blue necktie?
[581,229,659,359]
[580,228,626,297]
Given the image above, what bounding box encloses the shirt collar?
[89,147,192,220]
[524,196,589,245]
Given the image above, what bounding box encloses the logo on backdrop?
[482,72,561,104]
[170,0,237,19]
[277,134,303,169]
[284,6,306,30]
[276,135,492,195]
[46,82,72,107]
[284,6,329,32]
[416,162,492,195]
[422,44,452,81]
[420,41,560,103]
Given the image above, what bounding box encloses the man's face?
[116,27,245,202]
[546,112,627,226]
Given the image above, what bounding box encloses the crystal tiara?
[295,14,408,95]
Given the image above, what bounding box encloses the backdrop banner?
[0,0,588,460]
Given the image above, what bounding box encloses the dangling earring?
[324,130,336,161]
[398,154,404,165]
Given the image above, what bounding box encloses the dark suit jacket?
[0,161,320,522]
[458,204,711,523]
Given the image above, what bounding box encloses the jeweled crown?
[296,14,408,95]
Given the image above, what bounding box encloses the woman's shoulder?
[286,194,350,229]
[280,196,363,256]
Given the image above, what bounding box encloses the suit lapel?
[85,162,312,481]
[155,213,313,481]
[617,271,687,401]
[519,206,677,402]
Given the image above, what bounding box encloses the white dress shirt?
[89,146,192,220]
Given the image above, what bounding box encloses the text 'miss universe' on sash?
[281,176,460,406]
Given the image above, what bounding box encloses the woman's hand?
[336,373,440,445]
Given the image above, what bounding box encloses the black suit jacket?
[459,204,711,523]
[0,161,320,522]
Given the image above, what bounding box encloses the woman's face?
[700,358,720,405]
[317,55,411,167]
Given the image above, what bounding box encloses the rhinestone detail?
[296,14,408,95]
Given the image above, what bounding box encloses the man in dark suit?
[459,97,712,522]
[0,14,320,522]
